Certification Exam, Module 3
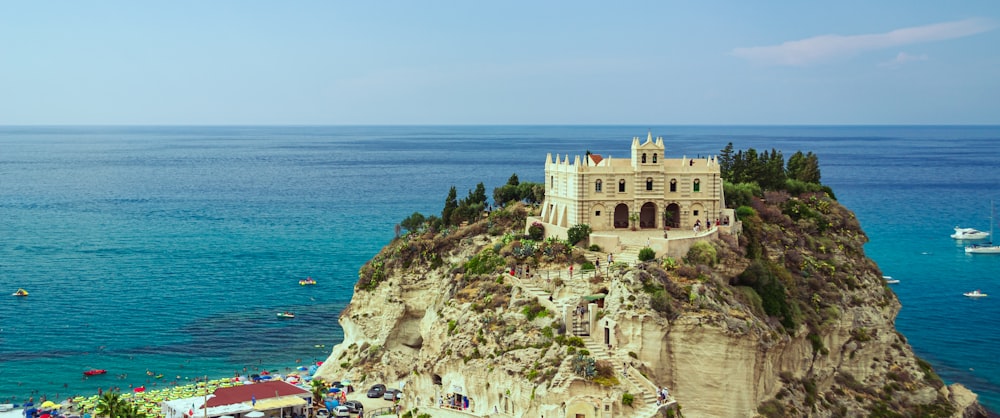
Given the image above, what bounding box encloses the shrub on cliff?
[528,222,544,240]
[464,248,504,275]
[567,224,592,246]
[649,289,675,317]
[400,211,426,233]
[735,260,800,332]
[638,247,656,262]
[685,241,717,266]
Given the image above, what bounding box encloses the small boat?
[277,312,295,319]
[966,201,1000,254]
[299,277,317,286]
[83,369,107,376]
[963,290,988,298]
[12,288,28,297]
[883,276,899,284]
[951,227,989,240]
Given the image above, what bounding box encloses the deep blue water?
[0,125,998,412]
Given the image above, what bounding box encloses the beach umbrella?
[41,401,59,409]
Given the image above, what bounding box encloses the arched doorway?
[665,203,680,228]
[614,204,629,229]
[640,202,657,229]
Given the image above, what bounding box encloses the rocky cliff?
[314,196,988,418]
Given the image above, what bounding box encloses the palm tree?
[309,378,327,416]
[95,392,123,418]
[95,391,147,418]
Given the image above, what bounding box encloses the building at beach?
[162,381,310,418]
[536,132,726,233]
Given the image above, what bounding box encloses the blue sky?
[1,1,998,125]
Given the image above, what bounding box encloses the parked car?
[343,400,364,414]
[332,405,351,418]
[383,388,402,401]
[366,383,386,398]
[315,409,330,418]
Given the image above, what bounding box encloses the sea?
[0,125,998,413]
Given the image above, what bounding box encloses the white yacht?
[951,227,989,240]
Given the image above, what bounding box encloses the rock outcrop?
[315,198,988,418]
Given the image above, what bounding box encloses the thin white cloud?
[878,52,929,68]
[732,18,996,66]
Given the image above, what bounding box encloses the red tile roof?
[589,154,603,165]
[205,381,310,407]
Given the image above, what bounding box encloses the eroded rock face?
[314,201,987,418]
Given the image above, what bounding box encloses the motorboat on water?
[883,276,899,284]
[963,290,988,298]
[952,227,989,240]
[12,288,28,297]
[299,277,317,286]
[277,312,296,319]
[84,369,107,376]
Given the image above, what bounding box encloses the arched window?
[595,179,603,192]
[618,179,626,192]
[646,177,653,191]
[653,153,658,163]
[642,153,647,163]
[670,179,677,192]
[693,178,701,192]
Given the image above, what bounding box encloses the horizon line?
[1,123,998,128]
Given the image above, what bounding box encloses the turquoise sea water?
[0,126,998,412]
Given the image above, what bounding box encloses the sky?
[1,1,998,125]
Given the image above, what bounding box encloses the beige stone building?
[536,132,727,235]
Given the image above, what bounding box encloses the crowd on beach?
[2,360,327,418]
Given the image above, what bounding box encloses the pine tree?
[442,186,458,226]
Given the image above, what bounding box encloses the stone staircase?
[612,245,644,266]
[582,339,676,418]
[571,315,589,336]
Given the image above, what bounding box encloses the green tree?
[493,184,519,206]
[506,173,519,186]
[760,149,787,190]
[442,186,458,226]
[719,142,735,180]
[96,392,141,418]
[567,224,592,246]
[525,183,545,204]
[469,182,488,206]
[787,151,821,184]
[400,212,426,233]
[310,378,327,412]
